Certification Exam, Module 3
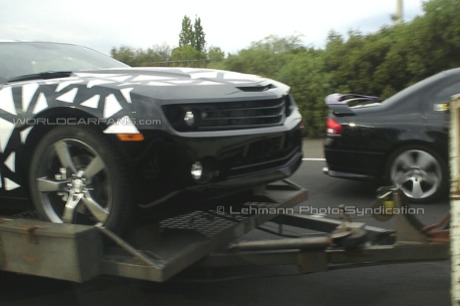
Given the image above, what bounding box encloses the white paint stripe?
[302,158,326,161]
[4,178,20,190]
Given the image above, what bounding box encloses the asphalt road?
[0,139,451,306]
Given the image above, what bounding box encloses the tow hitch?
[194,185,449,278]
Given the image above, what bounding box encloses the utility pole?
[395,0,404,24]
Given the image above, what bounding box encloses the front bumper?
[140,149,302,209]
[129,123,303,206]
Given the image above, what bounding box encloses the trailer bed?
[0,181,450,283]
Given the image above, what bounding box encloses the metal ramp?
[100,182,307,282]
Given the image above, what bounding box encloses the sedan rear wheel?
[29,126,132,233]
[388,147,446,203]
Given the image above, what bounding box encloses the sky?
[0,0,424,55]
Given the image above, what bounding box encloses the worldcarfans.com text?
[13,117,162,126]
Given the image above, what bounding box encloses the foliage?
[111,0,460,137]
[171,44,207,67]
[193,17,206,53]
[111,45,172,67]
[222,35,305,77]
[179,16,194,48]
[206,46,226,69]
[276,51,330,137]
[176,15,207,61]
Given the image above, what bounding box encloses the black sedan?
[0,41,303,232]
[324,68,460,202]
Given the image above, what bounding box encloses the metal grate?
[159,202,280,238]
[160,211,241,238]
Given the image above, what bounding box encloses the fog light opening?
[191,161,204,181]
[184,111,195,127]
[190,160,219,184]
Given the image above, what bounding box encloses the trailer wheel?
[29,126,132,233]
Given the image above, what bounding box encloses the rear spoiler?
[325,93,381,116]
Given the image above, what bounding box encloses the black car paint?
[324,68,459,181]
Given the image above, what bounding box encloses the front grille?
[163,96,292,131]
[197,99,285,129]
[222,128,303,177]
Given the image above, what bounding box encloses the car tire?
[29,126,132,233]
[386,146,448,203]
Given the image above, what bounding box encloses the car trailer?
[0,180,450,284]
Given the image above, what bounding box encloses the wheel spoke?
[54,141,77,173]
[62,192,84,223]
[417,151,434,170]
[423,174,438,187]
[37,177,66,192]
[83,156,105,180]
[397,153,415,169]
[411,180,424,199]
[82,192,108,223]
[393,172,411,186]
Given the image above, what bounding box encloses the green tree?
[206,46,226,69]
[175,15,208,66]
[222,35,304,77]
[178,15,207,53]
[171,45,207,67]
[207,46,225,61]
[111,45,172,67]
[277,50,330,137]
[193,16,206,53]
[179,16,194,48]
[111,46,137,66]
[418,0,460,75]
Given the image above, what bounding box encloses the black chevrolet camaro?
[0,41,303,232]
[324,68,460,203]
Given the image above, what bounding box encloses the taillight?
[326,118,343,136]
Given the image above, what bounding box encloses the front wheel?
[386,146,447,203]
[29,126,132,232]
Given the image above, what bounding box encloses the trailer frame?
[0,180,450,283]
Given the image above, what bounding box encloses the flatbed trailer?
[0,180,450,283]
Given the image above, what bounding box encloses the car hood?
[72,67,290,102]
[2,67,295,135]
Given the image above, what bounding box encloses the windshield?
[0,42,128,82]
